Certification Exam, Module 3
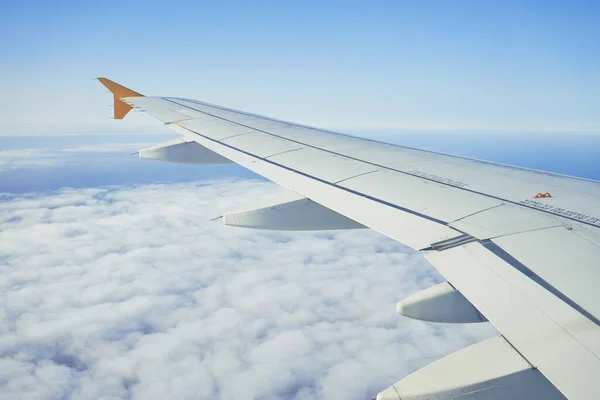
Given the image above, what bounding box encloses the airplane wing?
[98,78,600,400]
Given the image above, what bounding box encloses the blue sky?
[1,0,599,135]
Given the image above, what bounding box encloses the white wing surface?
[98,78,600,400]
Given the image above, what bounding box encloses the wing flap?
[426,241,600,400]
[491,227,600,324]
[376,336,565,400]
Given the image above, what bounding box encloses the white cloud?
[0,149,67,171]
[0,143,153,172]
[0,179,496,400]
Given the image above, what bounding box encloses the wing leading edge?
[98,78,600,400]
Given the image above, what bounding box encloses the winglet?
[97,77,144,119]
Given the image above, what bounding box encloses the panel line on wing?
[215,132,255,141]
[450,203,505,223]
[170,97,600,184]
[180,116,600,329]
[176,124,451,227]
[334,169,380,184]
[488,225,564,240]
[501,335,536,368]
[163,98,600,229]
[164,117,199,125]
[264,147,305,159]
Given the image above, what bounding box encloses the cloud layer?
[0,143,155,172]
[0,179,496,400]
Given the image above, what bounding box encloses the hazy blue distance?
[2,133,598,194]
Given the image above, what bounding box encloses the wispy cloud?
[0,143,153,172]
[0,179,496,400]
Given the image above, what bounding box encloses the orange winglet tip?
[97,77,144,119]
[533,192,552,199]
